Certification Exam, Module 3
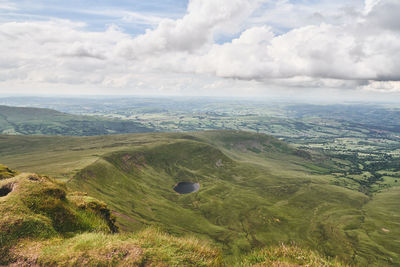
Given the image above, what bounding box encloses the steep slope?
[67,133,379,265]
[0,170,116,264]
[0,164,347,267]
[0,165,222,266]
[0,105,153,135]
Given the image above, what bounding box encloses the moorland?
[0,97,399,266]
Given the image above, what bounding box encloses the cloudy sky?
[0,0,399,98]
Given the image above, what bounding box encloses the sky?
[0,0,400,99]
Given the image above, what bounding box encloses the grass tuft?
[10,228,222,267]
[239,243,349,267]
[0,172,116,264]
[0,164,18,180]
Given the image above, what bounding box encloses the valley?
[2,0,399,265]
[1,130,399,266]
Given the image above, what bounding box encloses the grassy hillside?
[0,165,348,266]
[0,105,153,135]
[0,170,115,264]
[0,166,222,266]
[0,131,399,266]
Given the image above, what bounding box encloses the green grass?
[0,105,153,136]
[238,243,348,267]
[0,172,116,264]
[0,167,344,267]
[11,228,222,267]
[0,164,18,179]
[0,131,399,265]
[360,187,400,265]
[0,166,224,266]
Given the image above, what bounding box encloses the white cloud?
[120,11,165,26]
[115,0,262,58]
[0,0,399,95]
[194,26,275,79]
[250,0,364,32]
[364,0,381,14]
[187,0,400,89]
[361,81,400,92]
[365,0,400,31]
[0,20,127,85]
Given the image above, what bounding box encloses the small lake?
[173,182,200,194]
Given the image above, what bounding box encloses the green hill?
[0,105,153,135]
[0,164,347,267]
[0,168,222,266]
[0,131,399,266]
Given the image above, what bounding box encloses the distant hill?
[0,105,154,136]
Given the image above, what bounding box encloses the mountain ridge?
[0,105,153,136]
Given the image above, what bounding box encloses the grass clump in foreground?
[0,163,18,179]
[0,165,222,266]
[0,169,116,265]
[11,228,222,266]
[239,244,348,267]
[11,228,348,267]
